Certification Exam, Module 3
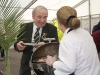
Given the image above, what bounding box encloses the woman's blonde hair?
[57,6,80,29]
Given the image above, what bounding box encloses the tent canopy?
[19,0,100,21]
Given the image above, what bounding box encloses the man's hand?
[17,41,26,51]
[46,55,55,66]
[35,42,46,49]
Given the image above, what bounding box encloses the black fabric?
[66,16,75,25]
[34,69,44,75]
[1,50,4,57]
[67,28,73,34]
[41,64,50,75]
[0,46,5,57]
[20,51,33,75]
[34,28,40,43]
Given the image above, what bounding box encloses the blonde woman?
[46,6,100,75]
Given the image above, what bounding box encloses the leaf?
[0,0,25,75]
[0,0,25,50]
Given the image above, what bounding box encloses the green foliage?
[0,0,25,75]
[0,0,25,51]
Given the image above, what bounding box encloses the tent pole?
[15,0,37,19]
[88,0,91,33]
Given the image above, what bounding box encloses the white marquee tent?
[18,0,100,33]
[19,0,100,20]
[0,0,100,74]
[1,0,99,33]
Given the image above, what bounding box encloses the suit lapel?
[40,24,48,41]
[25,22,33,43]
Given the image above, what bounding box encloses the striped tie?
[34,28,40,43]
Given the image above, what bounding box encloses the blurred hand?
[17,41,26,51]
[38,42,45,45]
[35,42,46,49]
[46,55,54,66]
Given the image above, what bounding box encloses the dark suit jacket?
[14,22,58,53]
[91,30,100,54]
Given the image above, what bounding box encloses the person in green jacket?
[52,20,63,42]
